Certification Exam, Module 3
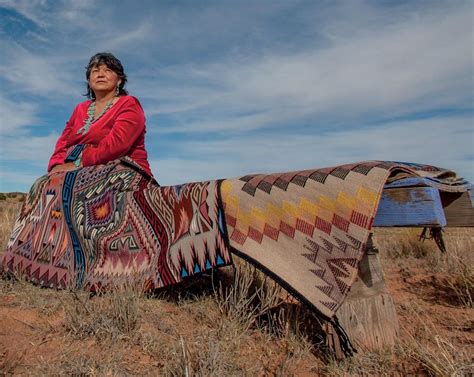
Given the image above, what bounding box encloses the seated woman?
[3,52,233,291]
[48,52,152,176]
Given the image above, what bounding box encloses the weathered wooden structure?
[334,177,473,356]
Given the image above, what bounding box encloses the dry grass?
[376,228,473,376]
[324,348,394,376]
[375,227,437,259]
[427,239,473,308]
[64,283,142,342]
[376,228,473,308]
[37,351,130,376]
[1,197,473,375]
[395,301,473,377]
[215,261,284,333]
[1,263,320,374]
[0,198,22,251]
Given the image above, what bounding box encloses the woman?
[3,52,233,291]
[48,52,152,176]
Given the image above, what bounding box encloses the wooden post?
[335,233,399,352]
[440,190,474,226]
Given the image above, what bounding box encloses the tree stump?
[335,233,399,353]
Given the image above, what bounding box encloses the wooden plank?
[440,190,474,226]
[374,186,446,227]
[336,234,399,352]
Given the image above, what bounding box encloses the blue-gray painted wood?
[384,177,434,189]
[374,186,446,227]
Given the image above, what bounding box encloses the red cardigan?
[48,96,152,176]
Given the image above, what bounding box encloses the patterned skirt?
[2,158,232,291]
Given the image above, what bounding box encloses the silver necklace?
[77,97,115,135]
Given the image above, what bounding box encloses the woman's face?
[89,64,121,97]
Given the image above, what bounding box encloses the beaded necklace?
[77,97,116,135]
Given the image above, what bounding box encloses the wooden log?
[335,234,399,353]
[374,186,446,227]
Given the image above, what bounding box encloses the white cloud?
[0,96,39,136]
[150,158,235,186]
[0,0,98,30]
[105,22,154,51]
[0,41,77,96]
[143,3,472,134]
[0,133,58,164]
[151,115,474,186]
[0,0,49,27]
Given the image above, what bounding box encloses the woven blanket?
[219,160,469,320]
[1,159,463,327]
[2,158,232,290]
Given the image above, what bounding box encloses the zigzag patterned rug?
[2,158,232,290]
[1,159,463,353]
[221,161,467,319]
[221,161,410,319]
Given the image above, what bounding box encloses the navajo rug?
[2,158,231,290]
[1,159,465,353]
[219,160,466,320]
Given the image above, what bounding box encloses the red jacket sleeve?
[47,106,78,172]
[81,97,146,167]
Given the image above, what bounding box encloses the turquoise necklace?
[77,97,115,135]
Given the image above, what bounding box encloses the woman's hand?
[49,162,78,175]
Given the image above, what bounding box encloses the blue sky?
[0,0,472,192]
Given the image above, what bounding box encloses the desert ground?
[0,194,472,376]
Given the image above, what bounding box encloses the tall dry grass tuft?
[64,281,143,341]
[214,259,318,339]
[444,256,473,308]
[213,259,318,372]
[107,281,143,334]
[426,238,473,308]
[215,261,283,334]
[135,294,252,375]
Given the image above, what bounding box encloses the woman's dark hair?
[85,52,128,99]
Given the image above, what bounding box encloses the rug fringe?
[331,316,357,357]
